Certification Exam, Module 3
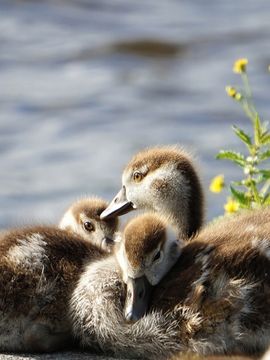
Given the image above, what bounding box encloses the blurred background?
[1,0,270,229]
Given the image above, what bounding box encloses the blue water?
[1,0,270,229]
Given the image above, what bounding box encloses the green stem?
[250,180,261,205]
[242,100,256,122]
[241,73,252,98]
[241,73,257,120]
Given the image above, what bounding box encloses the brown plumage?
[124,214,166,268]
[169,353,258,360]
[0,225,106,352]
[125,146,203,237]
[96,208,270,359]
[101,145,204,239]
[61,197,112,224]
[125,146,191,173]
[0,197,120,353]
[59,197,118,252]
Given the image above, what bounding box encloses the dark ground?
[0,352,118,360]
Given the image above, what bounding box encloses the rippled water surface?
[1,0,270,228]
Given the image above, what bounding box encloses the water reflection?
[1,0,270,228]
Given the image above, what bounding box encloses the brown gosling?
[117,210,270,357]
[100,145,204,240]
[0,198,119,352]
[71,208,270,359]
[59,197,119,253]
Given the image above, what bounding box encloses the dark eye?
[133,171,143,183]
[153,250,161,262]
[83,221,95,232]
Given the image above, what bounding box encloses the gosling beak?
[124,276,153,322]
[101,237,115,253]
[100,186,134,219]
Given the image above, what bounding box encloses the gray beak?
[124,276,153,322]
[100,186,134,220]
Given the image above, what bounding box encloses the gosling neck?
[158,183,204,240]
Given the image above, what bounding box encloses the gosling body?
[0,225,105,352]
[71,208,270,359]
[0,196,120,352]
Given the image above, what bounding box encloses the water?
[1,0,270,229]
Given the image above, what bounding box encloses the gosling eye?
[83,221,95,232]
[133,171,143,183]
[152,250,161,263]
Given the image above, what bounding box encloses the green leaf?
[260,121,269,140]
[230,185,249,207]
[259,170,270,180]
[261,129,269,138]
[232,125,252,147]
[216,150,246,167]
[254,114,262,146]
[259,149,270,161]
[261,134,270,145]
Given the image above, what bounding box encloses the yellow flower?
[224,197,240,214]
[225,86,242,100]
[209,175,224,193]
[225,86,237,98]
[233,58,248,74]
[235,92,242,101]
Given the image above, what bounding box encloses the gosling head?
[115,213,181,322]
[59,197,118,253]
[101,146,204,239]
